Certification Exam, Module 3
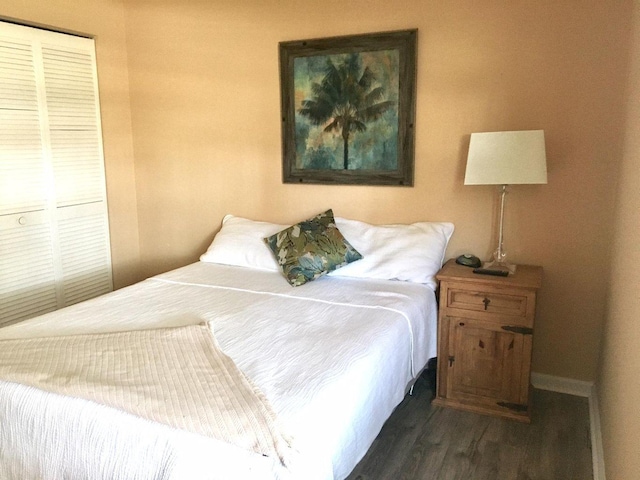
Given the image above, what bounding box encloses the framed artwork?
[279,29,417,186]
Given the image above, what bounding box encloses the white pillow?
[199,214,285,271]
[329,217,454,290]
[200,214,454,289]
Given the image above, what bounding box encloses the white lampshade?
[464,130,547,185]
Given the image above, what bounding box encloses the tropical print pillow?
[264,209,363,286]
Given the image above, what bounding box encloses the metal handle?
[501,325,533,335]
[483,297,491,310]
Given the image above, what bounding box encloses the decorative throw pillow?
[264,209,363,286]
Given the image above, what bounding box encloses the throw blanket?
[0,324,292,467]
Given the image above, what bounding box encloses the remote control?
[473,268,509,277]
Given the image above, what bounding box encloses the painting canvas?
[279,30,417,186]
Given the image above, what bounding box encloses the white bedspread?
[0,262,437,480]
[0,324,292,466]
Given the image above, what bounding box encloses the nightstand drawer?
[447,288,528,317]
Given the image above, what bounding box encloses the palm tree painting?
[280,30,416,185]
[294,50,400,172]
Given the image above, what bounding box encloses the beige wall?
[598,2,640,479]
[2,0,141,289]
[124,0,632,382]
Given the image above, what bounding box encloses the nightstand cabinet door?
[445,315,532,410]
[433,260,542,423]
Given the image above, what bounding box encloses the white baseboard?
[530,371,594,397]
[588,384,606,480]
[531,372,605,480]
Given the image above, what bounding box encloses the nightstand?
[432,259,543,423]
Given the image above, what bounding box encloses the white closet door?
[0,22,112,327]
[41,37,112,307]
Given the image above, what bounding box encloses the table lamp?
[464,130,547,274]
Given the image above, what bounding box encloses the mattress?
[0,261,437,480]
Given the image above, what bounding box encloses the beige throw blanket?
[0,324,292,466]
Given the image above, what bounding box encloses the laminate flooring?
[346,374,593,480]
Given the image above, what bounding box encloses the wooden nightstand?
[432,259,543,423]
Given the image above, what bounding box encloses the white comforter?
[0,262,437,480]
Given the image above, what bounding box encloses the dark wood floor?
[346,374,593,480]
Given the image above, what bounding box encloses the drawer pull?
[482,297,491,310]
[501,325,533,335]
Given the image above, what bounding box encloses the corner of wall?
[531,372,605,480]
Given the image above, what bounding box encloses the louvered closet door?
[0,32,58,324]
[42,38,112,306]
[0,22,112,327]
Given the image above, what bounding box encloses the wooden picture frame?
[279,29,417,186]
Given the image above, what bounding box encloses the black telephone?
[455,254,481,268]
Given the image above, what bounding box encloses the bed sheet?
[0,262,437,480]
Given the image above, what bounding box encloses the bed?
[0,211,453,480]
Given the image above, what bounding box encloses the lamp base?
[482,259,517,275]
